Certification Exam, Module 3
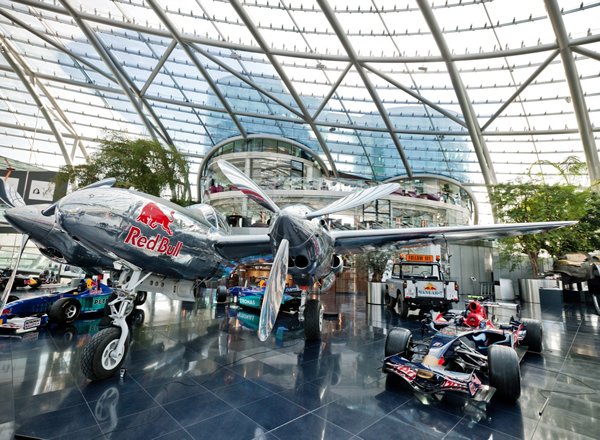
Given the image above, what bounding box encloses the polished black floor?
[2,291,600,440]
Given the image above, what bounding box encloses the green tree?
[489,181,593,277]
[54,133,191,205]
[353,249,397,282]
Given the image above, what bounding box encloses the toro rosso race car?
[383,300,543,402]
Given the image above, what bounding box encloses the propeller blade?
[217,160,280,213]
[0,234,29,313]
[258,238,289,341]
[41,177,117,216]
[305,182,401,220]
[0,179,25,208]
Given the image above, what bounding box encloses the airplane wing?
[331,221,577,254]
[213,234,272,263]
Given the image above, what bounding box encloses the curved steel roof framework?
[0,0,599,221]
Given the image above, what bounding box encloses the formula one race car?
[382,300,543,402]
[1,280,114,332]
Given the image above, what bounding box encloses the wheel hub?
[101,339,123,370]
[65,304,77,319]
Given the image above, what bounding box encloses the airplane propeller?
[217,160,400,340]
[0,178,25,208]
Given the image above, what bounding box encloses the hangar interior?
[1,0,600,439]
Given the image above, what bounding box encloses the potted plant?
[354,250,397,304]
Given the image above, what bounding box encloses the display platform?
[2,292,598,439]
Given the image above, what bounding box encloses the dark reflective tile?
[278,381,341,411]
[532,420,597,440]
[445,419,518,440]
[212,380,273,408]
[154,428,194,440]
[15,403,97,439]
[89,388,159,422]
[50,425,106,440]
[237,394,307,431]
[314,396,393,435]
[79,375,143,402]
[190,366,248,391]
[13,372,77,396]
[99,407,181,440]
[272,413,353,440]
[357,415,443,440]
[145,379,208,405]
[186,408,267,440]
[164,392,233,427]
[15,387,85,420]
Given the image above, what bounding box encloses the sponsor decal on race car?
[391,364,417,380]
[441,379,468,390]
[23,318,41,330]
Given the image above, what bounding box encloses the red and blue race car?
[383,300,543,402]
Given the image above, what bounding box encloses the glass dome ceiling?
[0,0,599,221]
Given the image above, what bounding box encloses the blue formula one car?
[229,284,303,312]
[383,300,543,403]
[0,280,114,333]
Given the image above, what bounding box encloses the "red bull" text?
[125,226,183,257]
[136,202,175,236]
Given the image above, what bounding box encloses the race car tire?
[81,327,129,381]
[385,288,397,310]
[522,318,543,352]
[488,345,521,402]
[398,298,409,318]
[134,291,147,306]
[385,327,413,358]
[49,297,81,325]
[216,285,228,303]
[304,299,323,341]
[7,295,19,303]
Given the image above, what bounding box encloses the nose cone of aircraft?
[3,205,55,240]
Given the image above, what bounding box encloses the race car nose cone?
[3,205,55,240]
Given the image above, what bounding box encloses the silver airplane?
[50,161,575,381]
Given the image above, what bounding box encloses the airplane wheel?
[216,286,228,303]
[488,345,521,402]
[385,288,396,310]
[134,291,147,306]
[81,327,129,381]
[398,298,409,318]
[522,318,543,352]
[385,327,413,358]
[49,297,81,325]
[304,299,323,340]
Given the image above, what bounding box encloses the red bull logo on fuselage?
[124,203,182,257]
[136,202,175,236]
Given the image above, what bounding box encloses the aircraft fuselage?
[56,188,235,280]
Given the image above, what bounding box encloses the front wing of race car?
[383,355,495,402]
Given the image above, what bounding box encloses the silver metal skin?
[258,239,289,341]
[3,204,114,273]
[55,187,271,280]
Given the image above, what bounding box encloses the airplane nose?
[3,205,55,240]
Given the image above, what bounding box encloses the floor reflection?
[2,292,600,439]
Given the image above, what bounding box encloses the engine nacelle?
[331,254,344,274]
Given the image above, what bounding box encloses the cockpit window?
[186,204,229,233]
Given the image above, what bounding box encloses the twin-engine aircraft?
[1,162,575,381]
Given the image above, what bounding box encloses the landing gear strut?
[81,270,152,381]
[298,289,323,341]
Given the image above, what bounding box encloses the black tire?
[385,288,397,310]
[488,345,521,402]
[7,295,19,303]
[398,298,409,318]
[592,294,600,316]
[385,327,413,358]
[134,291,147,306]
[216,285,228,303]
[304,299,323,341]
[522,318,543,352]
[81,327,129,381]
[49,297,81,325]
